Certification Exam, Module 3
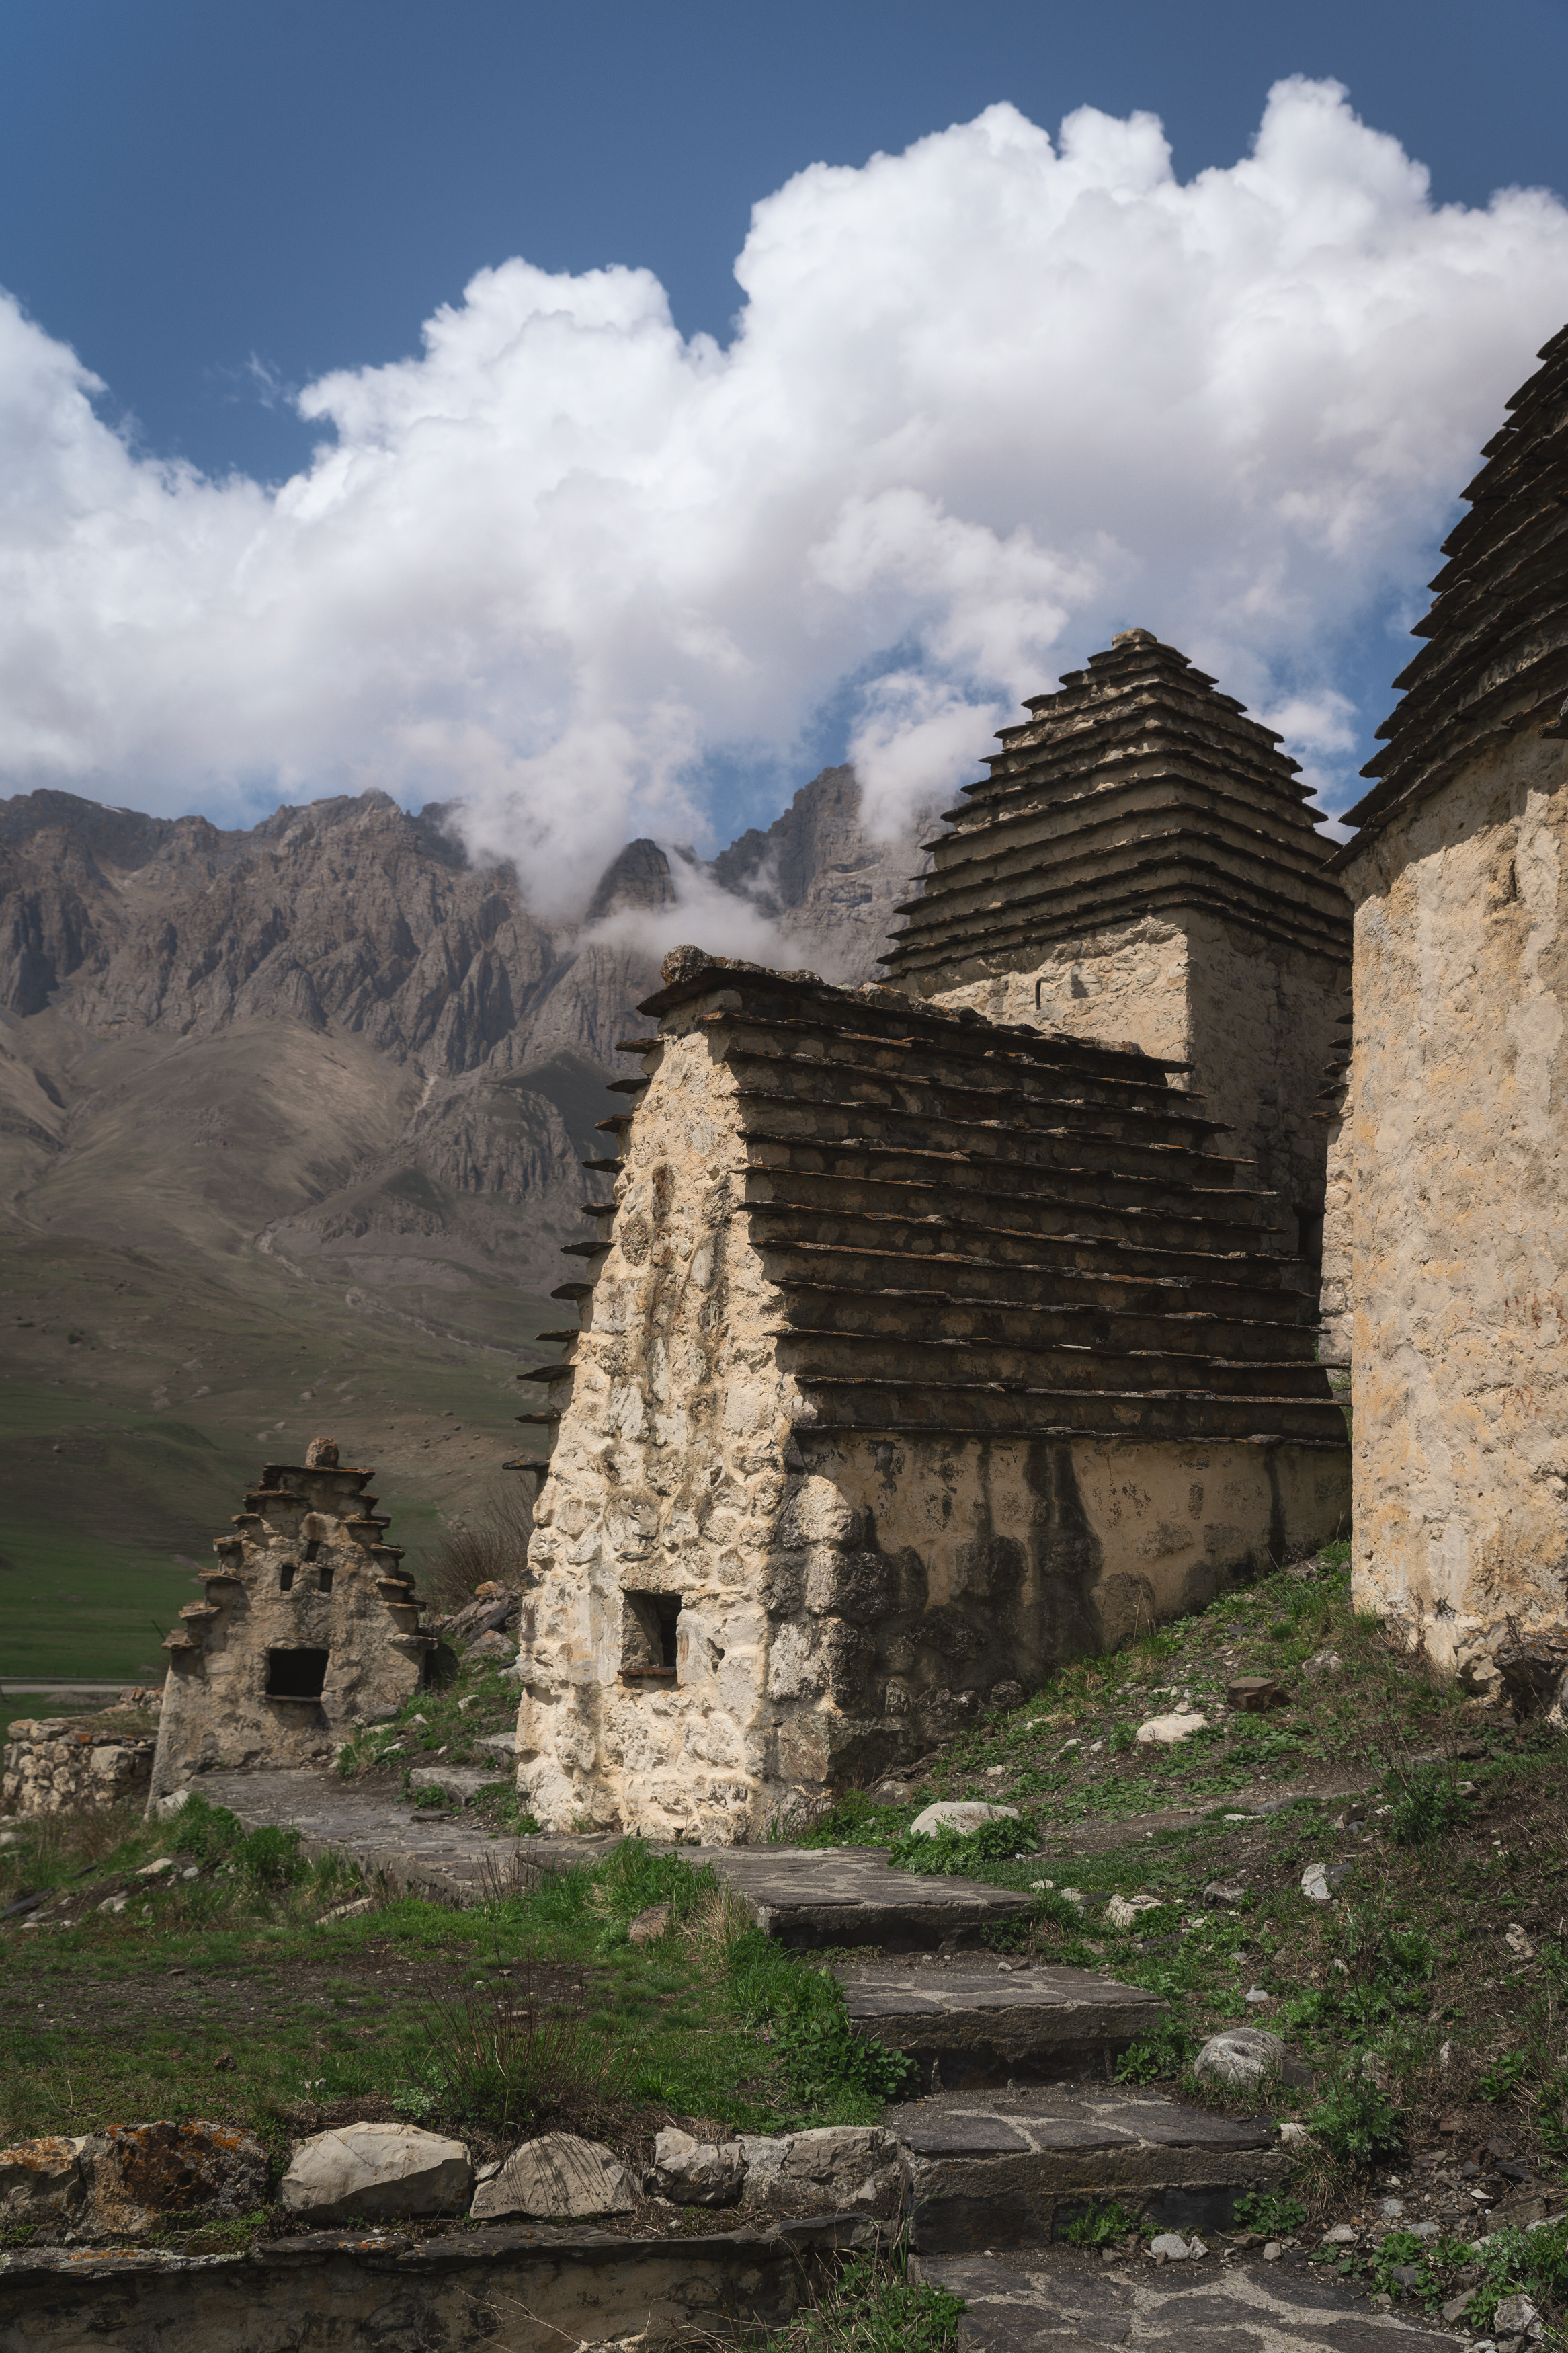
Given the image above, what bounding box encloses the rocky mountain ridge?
[0,766,925,1321]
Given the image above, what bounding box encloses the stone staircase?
[189,1769,1460,2350]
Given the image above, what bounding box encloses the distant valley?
[0,769,927,1685]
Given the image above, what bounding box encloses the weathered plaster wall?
[1347,733,1568,1680]
[920,917,1192,1062]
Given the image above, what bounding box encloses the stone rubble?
[279,2122,473,2225]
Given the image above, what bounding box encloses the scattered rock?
[280,2123,473,2223]
[1134,1712,1208,1745]
[1493,2291,1540,2334]
[1262,2240,1282,2261]
[1106,1895,1163,1930]
[466,1630,517,1664]
[1202,1882,1247,1905]
[1149,2231,1201,2260]
[472,2133,633,2221]
[1321,2225,1358,2245]
[1378,2196,1405,2219]
[1227,1678,1286,1712]
[628,1905,672,1948]
[739,2127,905,2219]
[1192,2028,1284,2089]
[907,1800,1020,1837]
[1300,1860,1353,1902]
[650,2130,746,2207]
[1302,1651,1344,1678]
[0,2135,89,2226]
[150,1789,191,1821]
[316,1896,376,1925]
[135,1857,177,1878]
[77,2121,270,2239]
[1245,1986,1272,2005]
[1506,1923,1536,1959]
[989,1681,1024,1712]
[1441,2292,1474,2323]
[1278,2122,1311,2146]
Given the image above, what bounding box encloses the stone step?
[911,2248,1464,2352]
[675,1844,1033,1953]
[835,1960,1167,2092]
[890,2083,1287,2254]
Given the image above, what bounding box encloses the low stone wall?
[0,2216,876,2352]
[1,1718,156,1817]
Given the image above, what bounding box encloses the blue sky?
[1,1,1566,890]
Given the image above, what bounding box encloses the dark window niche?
[317,1565,335,1595]
[620,1590,681,1683]
[278,1564,296,1593]
[304,1538,321,1563]
[265,1646,329,1700]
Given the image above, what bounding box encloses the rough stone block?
[470,2132,632,2221]
[280,2123,473,2224]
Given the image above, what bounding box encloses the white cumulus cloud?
[0,75,1565,907]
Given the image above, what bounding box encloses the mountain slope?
[0,766,925,1675]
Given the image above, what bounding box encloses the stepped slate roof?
[1344,323,1568,844]
[880,629,1350,990]
[520,951,1348,1453]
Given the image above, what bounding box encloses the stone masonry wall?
[1347,730,1568,1683]
[519,1019,796,1842]
[923,912,1344,1252]
[518,968,1350,1841]
[1,1719,155,1817]
[149,1455,430,1804]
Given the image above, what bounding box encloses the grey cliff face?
[0,770,914,1312]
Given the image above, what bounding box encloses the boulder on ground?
[907,1801,1020,1838]
[739,2126,905,2219]
[79,2121,270,2239]
[628,1904,672,1948]
[472,2132,634,2221]
[1106,1895,1163,1930]
[0,2135,89,2225]
[651,2128,745,2206]
[280,2122,472,2223]
[1134,1712,1208,1745]
[1192,2028,1284,2090]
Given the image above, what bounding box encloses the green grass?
[0,1796,903,2158]
[0,1226,556,1683]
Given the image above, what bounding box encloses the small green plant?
[751,2240,965,2352]
[889,1818,1036,1874]
[233,1823,305,1890]
[169,1792,243,1864]
[1114,2020,1194,2084]
[411,1785,448,1810]
[1305,2059,1405,2167]
[774,2007,919,2104]
[1061,2199,1139,2247]
[1110,1722,1135,1755]
[1383,1765,1474,1847]
[1480,2049,1530,2102]
[1233,2190,1307,2236]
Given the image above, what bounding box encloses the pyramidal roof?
[1345,323,1568,842]
[881,629,1350,991]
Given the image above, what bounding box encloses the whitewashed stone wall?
[1346,731,1568,1683]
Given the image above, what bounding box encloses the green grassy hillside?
[0,1226,555,1687]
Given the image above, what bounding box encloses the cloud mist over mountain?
[1,77,1565,908]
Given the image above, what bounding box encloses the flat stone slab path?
[836,1960,1166,2089]
[200,1771,1031,1948]
[889,2085,1286,2250]
[916,2249,1464,2352]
